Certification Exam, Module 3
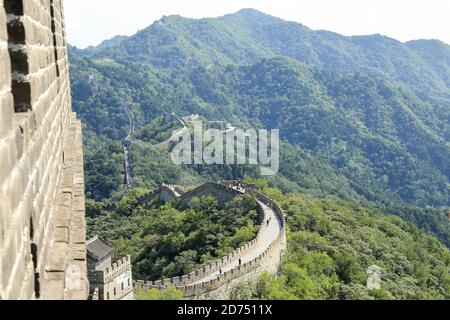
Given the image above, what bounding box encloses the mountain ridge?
[77,9,449,104]
[72,9,450,51]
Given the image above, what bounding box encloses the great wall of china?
[133,181,287,299]
[88,254,133,301]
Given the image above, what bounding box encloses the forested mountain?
[76,9,450,103]
[238,182,450,300]
[88,182,450,300]
[68,9,449,246]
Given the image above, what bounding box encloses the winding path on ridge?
[147,114,250,150]
[114,104,286,294]
[120,99,134,193]
[148,113,189,149]
[191,200,283,285]
[119,106,190,190]
[134,183,286,298]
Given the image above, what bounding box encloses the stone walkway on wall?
[134,182,287,298]
[120,99,134,193]
[42,113,89,300]
[190,201,282,285]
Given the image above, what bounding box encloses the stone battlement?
[88,255,133,300]
[104,256,132,283]
[180,182,244,208]
[91,255,132,284]
[105,184,180,211]
[134,182,287,298]
[134,237,260,289]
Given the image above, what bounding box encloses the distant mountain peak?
[406,38,450,48]
[234,8,267,16]
[96,35,128,50]
[227,8,282,22]
[160,14,184,21]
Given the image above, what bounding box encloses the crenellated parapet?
[91,256,132,283]
[183,235,285,298]
[88,253,134,301]
[180,182,244,208]
[105,184,180,211]
[104,256,132,283]
[134,181,287,299]
[134,237,260,290]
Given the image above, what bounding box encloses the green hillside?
[86,182,450,300]
[241,182,450,300]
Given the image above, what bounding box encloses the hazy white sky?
[65,0,450,48]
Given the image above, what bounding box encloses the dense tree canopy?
[235,182,450,300]
[87,192,260,280]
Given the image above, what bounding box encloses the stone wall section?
[134,182,287,299]
[180,182,242,208]
[134,237,261,289]
[104,184,180,211]
[41,114,88,300]
[89,255,134,301]
[0,0,87,300]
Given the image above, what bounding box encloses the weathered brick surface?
[0,0,87,300]
[0,1,13,300]
[0,1,13,140]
